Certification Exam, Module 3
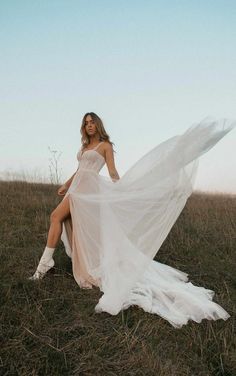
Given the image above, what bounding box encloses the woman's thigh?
[51,196,71,222]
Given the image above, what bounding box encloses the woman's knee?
[50,198,71,223]
[50,210,61,223]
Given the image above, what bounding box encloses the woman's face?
[85,115,97,137]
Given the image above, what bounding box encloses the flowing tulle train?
[61,117,235,327]
[118,260,230,328]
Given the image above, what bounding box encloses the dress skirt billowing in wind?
[61,117,235,328]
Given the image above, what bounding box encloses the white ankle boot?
[29,246,55,280]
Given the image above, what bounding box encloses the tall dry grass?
[0,180,235,375]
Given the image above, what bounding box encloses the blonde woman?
[29,113,235,328]
[29,112,119,280]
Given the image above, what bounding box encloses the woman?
[29,112,119,284]
[29,112,235,328]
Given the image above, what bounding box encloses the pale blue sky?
[1,0,236,193]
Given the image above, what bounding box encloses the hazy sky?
[1,0,236,193]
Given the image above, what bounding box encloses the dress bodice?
[77,141,106,173]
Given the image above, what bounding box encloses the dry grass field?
[0,180,235,375]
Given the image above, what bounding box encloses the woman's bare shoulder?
[103,141,114,150]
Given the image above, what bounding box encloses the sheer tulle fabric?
[61,117,235,328]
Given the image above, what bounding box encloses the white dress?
[61,117,235,328]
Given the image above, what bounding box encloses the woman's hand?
[57,184,68,196]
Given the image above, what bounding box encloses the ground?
[0,180,235,376]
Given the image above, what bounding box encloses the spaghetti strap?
[93,141,104,150]
[80,141,104,157]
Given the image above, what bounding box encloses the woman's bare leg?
[29,196,71,280]
[46,196,71,248]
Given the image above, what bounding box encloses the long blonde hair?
[80,112,115,151]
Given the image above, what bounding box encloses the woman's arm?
[64,169,78,188]
[58,168,79,196]
[104,143,120,182]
